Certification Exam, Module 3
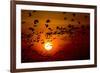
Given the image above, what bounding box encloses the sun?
[44,42,53,51]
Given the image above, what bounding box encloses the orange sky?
[21,10,90,62]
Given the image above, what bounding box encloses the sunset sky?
[21,10,90,63]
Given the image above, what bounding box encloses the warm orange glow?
[44,42,53,51]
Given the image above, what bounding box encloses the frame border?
[10,1,97,73]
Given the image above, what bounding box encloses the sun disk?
[44,42,53,51]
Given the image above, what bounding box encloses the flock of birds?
[21,11,90,62]
[21,10,90,48]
